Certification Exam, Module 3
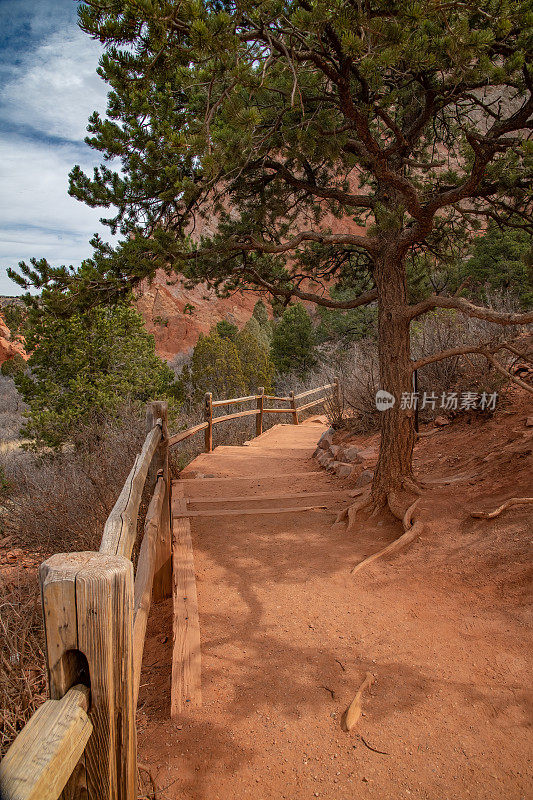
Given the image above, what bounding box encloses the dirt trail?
[137,417,532,800]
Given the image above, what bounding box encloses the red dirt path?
[137,404,532,800]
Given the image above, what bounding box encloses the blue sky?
[0,0,116,295]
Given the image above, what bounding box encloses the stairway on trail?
[168,418,352,715]
[137,417,363,800]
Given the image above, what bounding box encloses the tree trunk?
[370,251,416,514]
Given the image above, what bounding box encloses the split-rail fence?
[0,380,338,800]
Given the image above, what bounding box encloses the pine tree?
[236,327,275,392]
[13,302,177,448]
[11,1,533,512]
[459,227,533,308]
[190,331,246,400]
[215,319,239,341]
[271,304,317,376]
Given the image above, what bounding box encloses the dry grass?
[0,404,147,755]
[315,303,523,432]
[0,575,46,757]
[0,404,145,553]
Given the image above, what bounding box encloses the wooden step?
[185,490,348,505]
[174,506,331,518]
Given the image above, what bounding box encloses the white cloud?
[0,137,117,295]
[0,14,118,295]
[2,27,108,142]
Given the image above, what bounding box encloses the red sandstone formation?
[136,272,266,361]
[0,313,26,366]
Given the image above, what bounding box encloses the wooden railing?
[0,401,171,800]
[168,378,339,452]
[0,379,338,800]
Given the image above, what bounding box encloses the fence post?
[289,391,299,425]
[146,401,172,602]
[204,392,213,452]
[256,387,264,438]
[40,552,137,800]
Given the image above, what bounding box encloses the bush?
[0,404,146,553]
[236,327,275,392]
[190,330,246,400]
[0,355,26,379]
[458,227,533,308]
[0,576,46,757]
[14,302,178,448]
[215,319,239,340]
[0,374,25,442]
[187,320,275,401]
[271,303,317,376]
[410,306,514,419]
[0,402,152,756]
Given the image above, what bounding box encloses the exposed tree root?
[401,476,423,496]
[335,507,349,524]
[341,672,374,732]
[403,498,420,529]
[348,495,373,528]
[335,489,371,524]
[386,485,421,521]
[351,498,423,575]
[471,497,533,519]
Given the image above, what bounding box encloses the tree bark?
[370,251,416,514]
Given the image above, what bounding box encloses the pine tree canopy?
[9,0,532,310]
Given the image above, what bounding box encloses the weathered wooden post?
[256,387,264,438]
[40,552,137,800]
[204,392,213,452]
[146,401,171,601]
[289,391,299,425]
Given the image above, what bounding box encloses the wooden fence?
[0,380,338,800]
[169,378,339,452]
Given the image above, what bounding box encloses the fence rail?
[169,378,339,453]
[0,380,340,800]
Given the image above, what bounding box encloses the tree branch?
[482,350,533,394]
[180,229,378,260]
[262,159,374,208]
[241,266,378,309]
[411,338,533,394]
[411,343,490,371]
[408,295,533,326]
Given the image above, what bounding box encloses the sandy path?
[137,419,531,800]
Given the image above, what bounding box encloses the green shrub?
[14,302,178,448]
[271,304,317,376]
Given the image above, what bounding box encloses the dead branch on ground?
[341,672,375,732]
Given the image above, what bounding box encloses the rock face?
[135,271,265,361]
[0,312,26,366]
[134,192,368,362]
